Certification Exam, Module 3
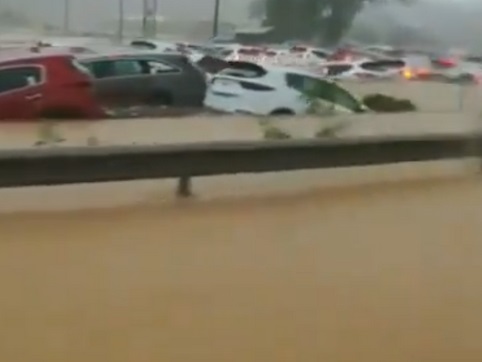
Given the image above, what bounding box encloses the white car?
[204,62,365,116]
[322,59,406,80]
[210,44,331,67]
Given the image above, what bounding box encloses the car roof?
[0,48,72,65]
[76,48,186,62]
[216,62,332,83]
[263,64,326,78]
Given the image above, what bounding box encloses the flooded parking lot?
[1,167,482,361]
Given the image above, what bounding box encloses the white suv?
[204,62,365,116]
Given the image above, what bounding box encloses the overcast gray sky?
[1,0,250,29]
[1,0,480,41]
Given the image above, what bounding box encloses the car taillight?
[437,58,456,67]
[417,68,430,75]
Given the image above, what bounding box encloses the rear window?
[312,50,330,59]
[82,57,180,79]
[214,49,233,58]
[325,64,352,76]
[290,46,307,53]
[220,68,260,78]
[238,48,262,56]
[81,60,135,78]
[219,63,266,78]
[264,50,278,57]
[360,60,405,71]
[239,81,273,91]
[130,40,156,49]
[464,56,482,64]
[0,66,42,93]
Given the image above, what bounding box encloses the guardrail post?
[457,84,465,112]
[479,134,482,173]
[474,111,482,173]
[177,176,192,197]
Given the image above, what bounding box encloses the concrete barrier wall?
[0,112,477,149]
[0,82,479,149]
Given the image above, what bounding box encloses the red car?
[0,49,105,120]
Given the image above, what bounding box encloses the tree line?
[249,0,413,45]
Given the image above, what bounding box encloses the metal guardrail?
[0,134,480,196]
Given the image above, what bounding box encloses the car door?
[0,65,44,119]
[310,78,364,113]
[83,58,150,107]
[140,58,187,105]
[285,73,363,114]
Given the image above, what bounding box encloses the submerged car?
[0,50,104,120]
[322,59,406,80]
[78,50,207,108]
[204,61,365,116]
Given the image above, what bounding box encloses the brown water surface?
[1,176,482,361]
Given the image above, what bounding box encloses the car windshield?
[130,40,156,49]
[69,58,93,76]
[219,68,260,78]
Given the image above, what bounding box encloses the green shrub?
[314,122,347,138]
[263,126,292,140]
[363,93,416,113]
[35,121,64,146]
[258,119,292,140]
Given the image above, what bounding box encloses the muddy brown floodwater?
[1,172,482,361]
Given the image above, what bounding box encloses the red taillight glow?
[436,58,456,68]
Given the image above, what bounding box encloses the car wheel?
[455,74,475,85]
[146,92,173,107]
[270,108,295,116]
[39,108,85,120]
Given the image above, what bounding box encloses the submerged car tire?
[270,108,295,116]
[39,108,86,120]
[454,73,475,85]
[146,92,173,106]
